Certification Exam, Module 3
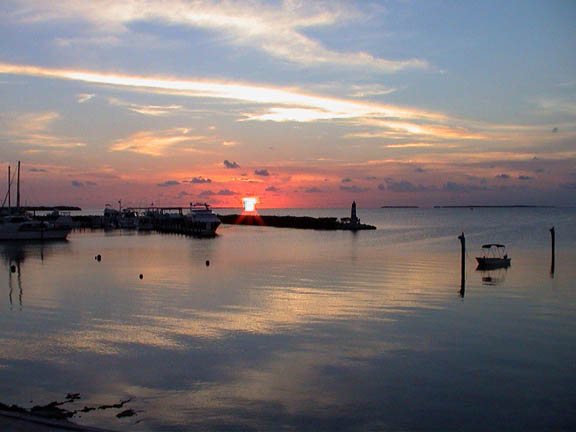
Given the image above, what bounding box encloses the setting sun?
[242,197,258,212]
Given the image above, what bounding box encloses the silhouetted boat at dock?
[0,214,71,241]
[1,162,71,241]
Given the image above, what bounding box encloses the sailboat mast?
[16,161,20,210]
[8,165,11,209]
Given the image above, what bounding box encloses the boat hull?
[186,220,221,236]
[476,257,511,269]
[0,229,70,241]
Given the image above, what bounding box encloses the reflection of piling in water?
[550,226,555,277]
[7,259,23,309]
[17,261,22,308]
[8,267,13,308]
[458,232,466,297]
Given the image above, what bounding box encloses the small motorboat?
[476,243,511,269]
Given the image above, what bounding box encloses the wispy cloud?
[76,93,95,103]
[537,98,576,116]
[0,63,439,120]
[9,0,428,72]
[383,143,438,148]
[108,97,183,116]
[0,111,86,148]
[111,128,207,156]
[348,84,397,98]
[12,111,59,132]
[0,62,458,142]
[0,62,553,145]
[349,120,486,141]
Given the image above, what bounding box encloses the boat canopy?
[482,243,506,248]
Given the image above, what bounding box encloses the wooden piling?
[550,227,555,276]
[458,232,466,297]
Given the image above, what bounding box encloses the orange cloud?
[110,128,209,156]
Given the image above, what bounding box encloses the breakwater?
[217,214,376,230]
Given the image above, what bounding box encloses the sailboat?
[0,162,71,241]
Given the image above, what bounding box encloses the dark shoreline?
[217,214,376,230]
[433,205,555,208]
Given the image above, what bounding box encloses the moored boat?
[476,244,511,269]
[185,203,221,236]
[1,162,71,241]
[0,214,71,241]
[118,209,138,229]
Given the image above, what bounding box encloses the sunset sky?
[1,0,575,208]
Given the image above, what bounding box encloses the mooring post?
[550,226,555,276]
[458,232,466,296]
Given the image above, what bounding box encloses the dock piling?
[550,227,555,276]
[458,232,466,297]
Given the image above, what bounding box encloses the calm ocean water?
[1,208,575,431]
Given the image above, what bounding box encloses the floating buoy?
[96,254,102,262]
[10,265,16,273]
[205,260,210,266]
[139,274,143,279]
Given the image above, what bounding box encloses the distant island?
[434,205,556,208]
[381,206,419,208]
